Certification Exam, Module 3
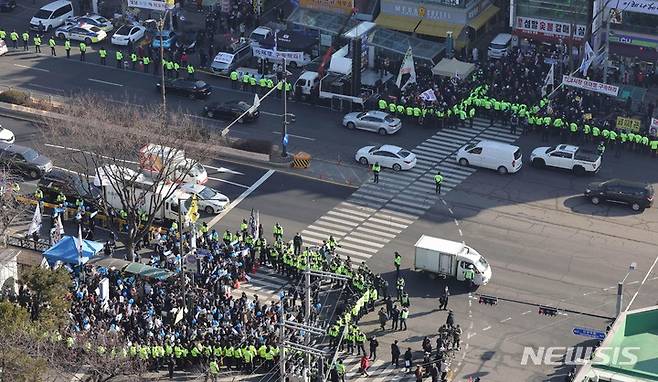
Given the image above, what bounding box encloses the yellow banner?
[616,116,641,133]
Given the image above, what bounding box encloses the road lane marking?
[204,165,244,175]
[207,169,275,229]
[500,317,512,323]
[261,111,282,117]
[207,176,249,189]
[627,280,639,285]
[27,83,64,92]
[14,64,49,72]
[88,78,123,87]
[271,131,316,141]
[521,310,532,315]
[482,326,491,331]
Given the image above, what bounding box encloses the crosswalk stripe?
[341,201,377,213]
[333,207,372,218]
[361,221,402,233]
[366,217,409,229]
[339,240,380,252]
[336,246,372,258]
[392,196,432,210]
[378,207,417,220]
[356,187,394,199]
[373,211,416,225]
[305,225,349,237]
[326,210,368,222]
[319,215,361,227]
[353,226,397,239]
[350,193,389,204]
[384,202,426,216]
[350,230,390,243]
[342,236,385,248]
[310,219,353,232]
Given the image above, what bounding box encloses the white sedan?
[355,144,417,171]
[111,24,146,46]
[180,183,230,214]
[55,24,107,43]
[0,125,15,144]
[0,39,7,56]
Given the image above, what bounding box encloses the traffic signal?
[538,305,558,316]
[478,295,498,305]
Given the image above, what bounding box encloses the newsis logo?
[521,347,640,366]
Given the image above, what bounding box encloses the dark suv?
[585,179,654,212]
[37,169,101,208]
[0,142,52,179]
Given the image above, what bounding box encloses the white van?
[456,140,522,174]
[249,26,272,47]
[210,41,252,75]
[488,33,512,59]
[30,0,74,32]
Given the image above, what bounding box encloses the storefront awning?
[415,19,464,39]
[375,14,421,33]
[468,5,500,30]
[369,26,445,64]
[287,7,359,35]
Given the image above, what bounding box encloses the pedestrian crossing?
[300,118,521,267]
[340,354,418,381]
[232,266,289,303]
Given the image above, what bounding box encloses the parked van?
[488,33,512,59]
[210,41,252,75]
[456,140,522,174]
[249,26,272,47]
[30,0,74,32]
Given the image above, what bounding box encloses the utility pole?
[282,58,289,157]
[277,265,350,382]
[603,7,611,83]
[178,198,186,319]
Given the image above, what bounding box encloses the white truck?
[294,71,373,108]
[530,144,601,175]
[139,144,208,185]
[414,235,492,286]
[94,165,192,222]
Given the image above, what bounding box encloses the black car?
[156,79,211,99]
[0,0,16,12]
[37,169,102,208]
[175,30,201,52]
[585,179,654,212]
[0,142,52,179]
[203,100,259,122]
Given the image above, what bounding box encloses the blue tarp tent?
[43,236,104,265]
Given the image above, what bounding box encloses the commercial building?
[374,0,501,49]
[604,0,658,62]
[510,0,590,44]
[574,305,658,382]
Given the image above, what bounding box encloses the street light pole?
[178,198,186,318]
[616,262,637,317]
[282,58,288,157]
[159,14,167,114]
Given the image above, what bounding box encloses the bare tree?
[0,167,32,242]
[41,94,215,258]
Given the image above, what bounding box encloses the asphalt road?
[0,48,436,164]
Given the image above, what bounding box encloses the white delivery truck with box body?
[414,235,492,286]
[94,165,192,222]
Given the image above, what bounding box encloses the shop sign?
[616,116,641,133]
[253,47,305,62]
[300,0,354,14]
[128,0,167,11]
[380,0,466,23]
[515,16,586,41]
[610,0,658,16]
[609,31,658,49]
[562,75,620,97]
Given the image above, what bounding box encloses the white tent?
[431,58,476,79]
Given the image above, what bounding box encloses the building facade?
[511,0,590,44]
[605,0,658,62]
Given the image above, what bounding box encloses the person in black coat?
[391,340,400,367]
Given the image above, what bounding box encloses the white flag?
[27,203,42,236]
[579,42,595,77]
[248,93,260,114]
[396,46,416,90]
[77,224,83,265]
[56,214,65,234]
[544,64,555,87]
[420,89,437,102]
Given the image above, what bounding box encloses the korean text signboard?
[616,117,641,133]
[515,16,586,41]
[128,0,167,11]
[562,75,620,97]
[252,47,305,62]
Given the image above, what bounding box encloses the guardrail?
[6,235,50,252]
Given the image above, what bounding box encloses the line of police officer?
[377,85,658,156]
[228,70,293,97]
